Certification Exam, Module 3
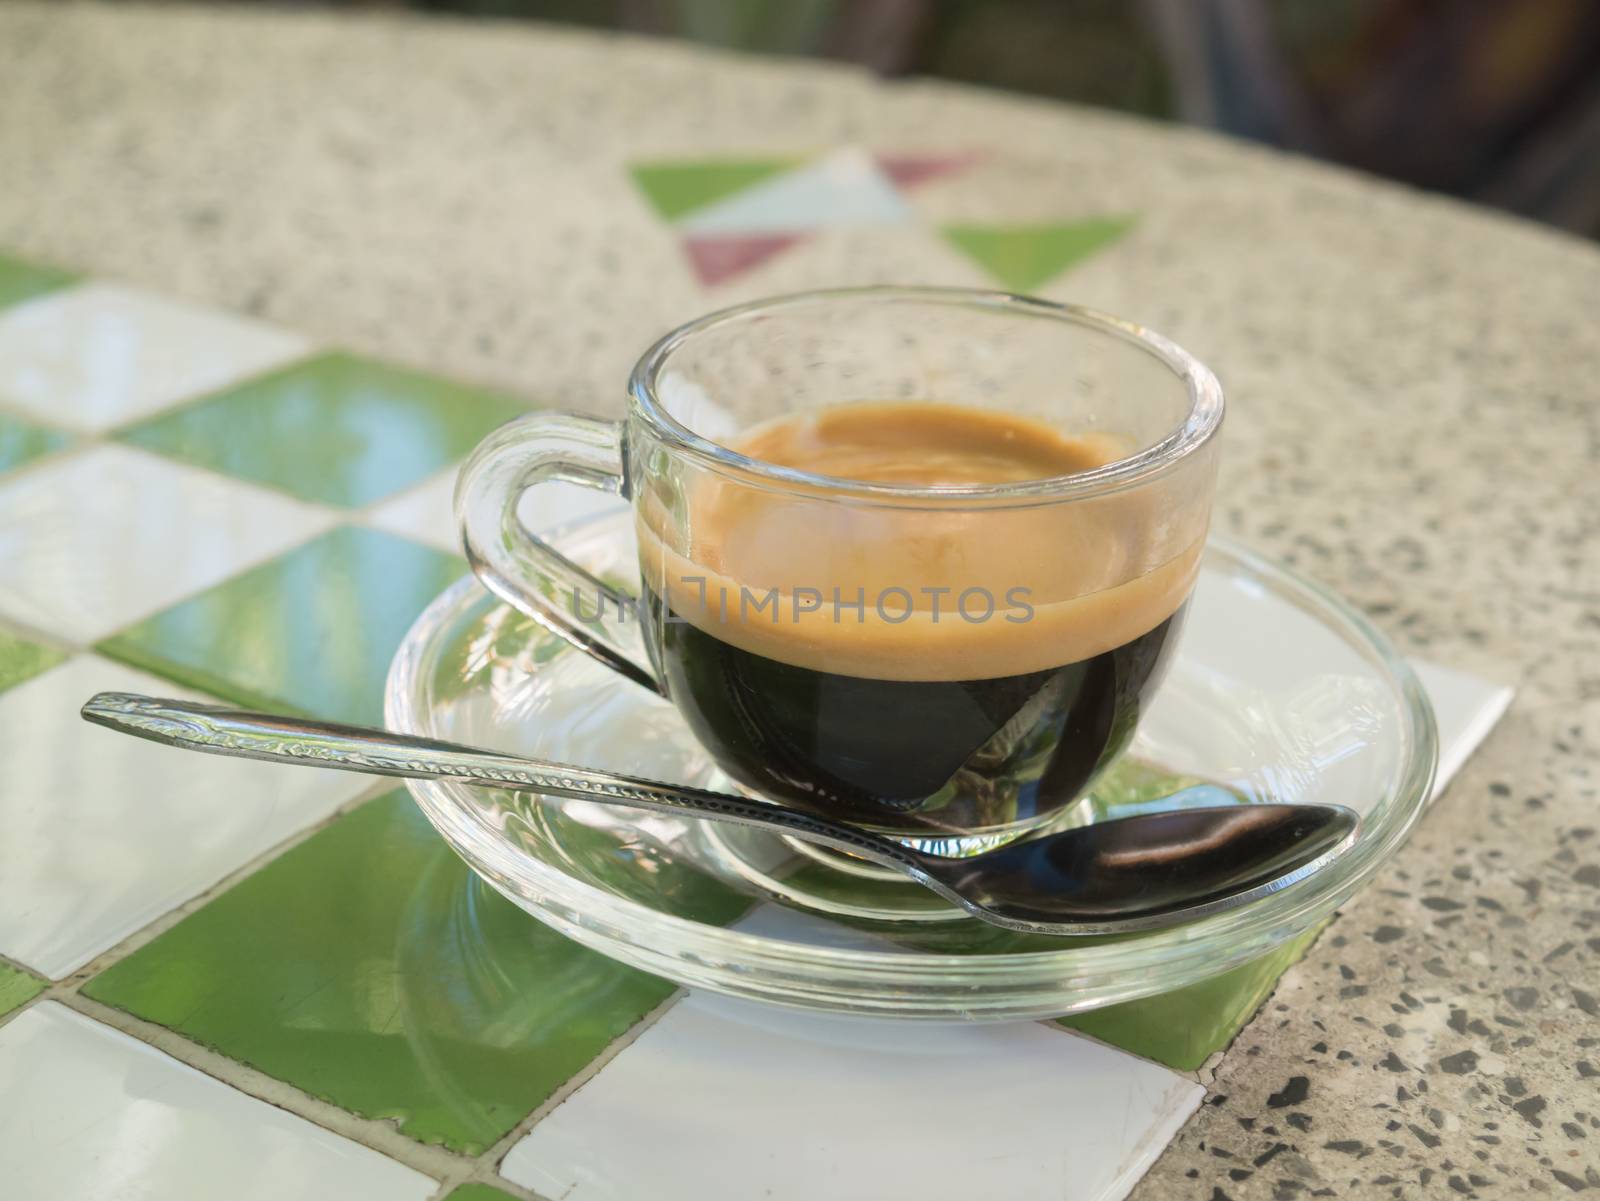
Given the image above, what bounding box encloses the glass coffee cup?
[457,288,1223,852]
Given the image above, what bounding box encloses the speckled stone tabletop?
[1,4,1596,1198]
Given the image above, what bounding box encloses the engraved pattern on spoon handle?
[80,692,920,870]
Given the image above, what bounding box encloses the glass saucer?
[386,512,1436,1021]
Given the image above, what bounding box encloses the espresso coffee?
[636,402,1199,835]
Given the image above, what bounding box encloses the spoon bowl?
[915,803,1356,930]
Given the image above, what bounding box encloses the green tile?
[442,1186,523,1201]
[943,216,1136,292]
[118,352,526,507]
[847,756,1320,1058]
[0,251,76,310]
[0,962,46,1017]
[84,791,687,1154]
[630,158,797,221]
[1058,922,1327,1071]
[0,630,68,695]
[0,412,70,474]
[97,526,463,725]
[1080,758,1241,821]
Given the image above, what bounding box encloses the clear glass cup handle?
[455,413,663,695]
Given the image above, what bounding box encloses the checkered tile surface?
[0,151,1511,1200]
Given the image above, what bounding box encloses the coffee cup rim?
[628,286,1223,503]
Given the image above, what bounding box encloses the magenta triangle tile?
[875,150,983,190]
[683,233,808,286]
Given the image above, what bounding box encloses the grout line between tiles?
[3,748,685,1186]
[29,779,396,994]
[0,444,343,650]
[0,322,496,1175]
[0,951,49,1031]
[1,258,645,1189]
[0,435,101,493]
[15,869,687,1197]
[476,987,690,1180]
[414,989,698,1201]
[0,615,81,657]
[2,251,1234,1189]
[0,391,82,431]
[3,369,474,662]
[422,1162,552,1201]
[79,347,537,526]
[59,990,466,1185]
[0,349,486,669]
[0,992,47,1031]
[419,1171,472,1200]
[0,336,326,444]
[92,437,348,593]
[0,949,42,978]
[101,423,471,554]
[105,430,352,519]
[0,775,397,1027]
[97,342,326,433]
[434,1170,553,1201]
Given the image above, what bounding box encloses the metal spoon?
[81,691,1358,936]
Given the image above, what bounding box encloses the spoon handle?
[80,691,918,869]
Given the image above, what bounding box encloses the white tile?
[1143,570,1514,823]
[0,1003,434,1201]
[366,468,623,555]
[732,901,915,952]
[502,993,1203,1201]
[364,468,460,554]
[0,283,311,433]
[0,657,371,978]
[0,444,332,643]
[1411,658,1514,800]
[515,477,629,539]
[680,147,911,235]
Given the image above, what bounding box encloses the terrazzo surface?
[0,4,1596,1198]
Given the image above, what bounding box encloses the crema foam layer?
[637,402,1200,681]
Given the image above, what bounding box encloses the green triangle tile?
[0,630,68,696]
[96,526,464,726]
[0,961,46,1017]
[1058,921,1328,1071]
[442,1186,523,1201]
[118,352,528,508]
[0,251,77,310]
[0,412,71,475]
[629,158,798,221]
[85,790,747,1154]
[943,216,1137,292]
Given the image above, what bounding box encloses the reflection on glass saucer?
[387,513,1435,1021]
